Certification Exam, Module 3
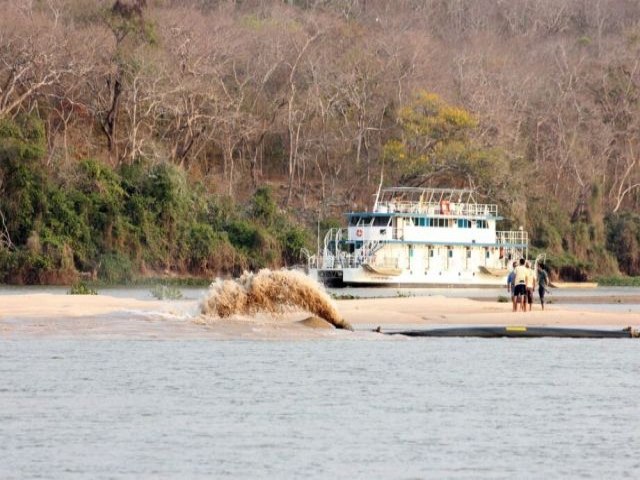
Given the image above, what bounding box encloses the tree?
[95,0,156,162]
[0,3,75,120]
[383,90,478,183]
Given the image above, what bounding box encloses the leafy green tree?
[385,92,511,185]
[384,91,477,181]
[249,186,277,227]
[383,90,524,219]
[0,116,47,245]
[607,213,640,276]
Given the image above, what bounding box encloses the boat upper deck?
[371,187,499,217]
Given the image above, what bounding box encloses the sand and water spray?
[199,269,353,330]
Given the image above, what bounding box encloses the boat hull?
[316,268,345,287]
[312,266,507,287]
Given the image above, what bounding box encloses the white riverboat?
[306,187,529,287]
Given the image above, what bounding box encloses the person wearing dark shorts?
[514,282,527,306]
[513,258,530,312]
[537,263,549,310]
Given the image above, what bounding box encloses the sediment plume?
[298,316,335,329]
[200,269,353,330]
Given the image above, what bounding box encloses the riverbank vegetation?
[0,114,307,283]
[1,0,639,284]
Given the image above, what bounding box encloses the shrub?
[596,276,640,287]
[227,219,260,250]
[150,284,183,300]
[278,224,309,266]
[185,223,217,264]
[98,252,133,284]
[249,186,277,226]
[142,162,188,222]
[68,282,98,295]
[606,213,640,276]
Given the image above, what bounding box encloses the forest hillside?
[1,0,639,284]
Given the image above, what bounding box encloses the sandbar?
[1,292,639,339]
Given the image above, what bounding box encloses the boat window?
[373,216,390,226]
[485,248,490,259]
[427,218,449,227]
[348,216,361,226]
[476,219,488,229]
[448,248,453,258]
[457,219,471,228]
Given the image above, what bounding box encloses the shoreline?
[469,294,640,305]
[1,292,639,339]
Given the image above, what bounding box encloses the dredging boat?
[306,186,528,287]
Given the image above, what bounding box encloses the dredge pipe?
[379,326,638,339]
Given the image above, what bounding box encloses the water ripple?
[1,338,639,478]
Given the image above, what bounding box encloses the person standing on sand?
[525,261,535,311]
[513,258,529,312]
[537,263,549,310]
[506,261,517,312]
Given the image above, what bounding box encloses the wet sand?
[1,293,639,339]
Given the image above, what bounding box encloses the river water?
[2,284,639,301]
[2,337,639,479]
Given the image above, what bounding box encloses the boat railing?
[364,240,384,257]
[322,228,345,256]
[496,230,529,246]
[319,227,387,269]
[331,252,359,268]
[321,253,335,269]
[301,248,318,269]
[375,201,498,217]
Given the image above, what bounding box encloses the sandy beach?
[1,292,639,339]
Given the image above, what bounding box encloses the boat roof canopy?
[376,187,477,205]
[355,186,501,217]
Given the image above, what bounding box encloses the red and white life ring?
[356,228,363,237]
